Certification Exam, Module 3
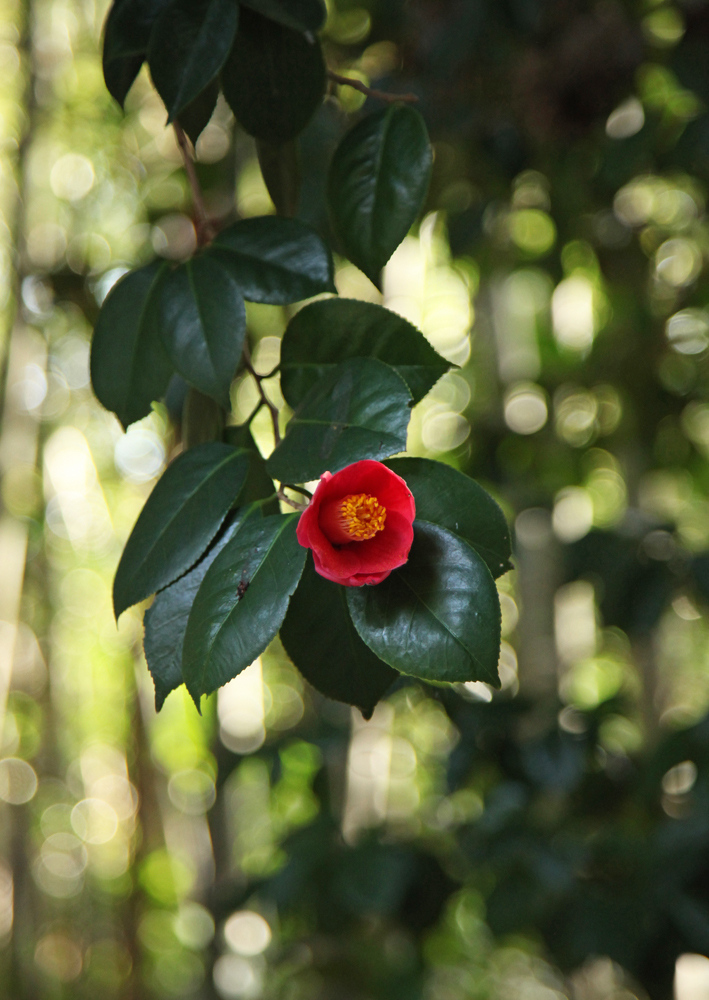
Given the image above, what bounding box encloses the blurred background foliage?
[3,0,709,998]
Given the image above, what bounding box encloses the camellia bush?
[90,0,511,718]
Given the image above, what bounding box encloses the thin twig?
[282,483,313,500]
[173,122,212,247]
[242,342,281,446]
[328,70,419,105]
[277,490,308,512]
[242,400,264,427]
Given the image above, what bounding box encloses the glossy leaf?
[102,0,173,106]
[223,425,279,514]
[221,8,325,144]
[114,443,250,619]
[91,261,173,430]
[144,507,258,710]
[280,298,449,407]
[347,521,501,686]
[148,0,239,121]
[281,555,398,718]
[182,514,306,704]
[266,358,412,483]
[159,255,246,408]
[385,458,512,579]
[328,105,432,284]
[239,0,326,32]
[176,80,219,146]
[208,216,335,304]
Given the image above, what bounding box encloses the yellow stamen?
[338,493,387,540]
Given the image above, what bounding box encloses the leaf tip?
[112,592,124,624]
[366,268,384,291]
[488,670,502,691]
[187,686,203,714]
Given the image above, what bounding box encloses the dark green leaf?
[182,389,226,449]
[103,53,144,107]
[328,105,433,285]
[385,458,512,579]
[240,0,326,32]
[257,139,301,218]
[208,216,335,304]
[176,79,220,146]
[91,261,173,430]
[221,8,325,144]
[223,425,259,449]
[280,298,449,407]
[103,0,174,54]
[281,555,398,718]
[223,425,279,513]
[148,0,239,121]
[347,521,501,686]
[102,0,173,106]
[159,255,246,408]
[114,443,250,619]
[266,358,412,483]
[144,506,258,710]
[164,374,190,422]
[182,514,306,704]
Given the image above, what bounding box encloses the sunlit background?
[2,0,709,997]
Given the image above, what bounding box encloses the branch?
[327,71,419,105]
[241,351,310,513]
[242,342,281,446]
[282,483,312,500]
[277,490,308,512]
[173,122,212,247]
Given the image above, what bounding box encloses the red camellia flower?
[296,460,416,587]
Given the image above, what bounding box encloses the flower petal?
[296,459,416,587]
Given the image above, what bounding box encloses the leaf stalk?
[327,71,419,105]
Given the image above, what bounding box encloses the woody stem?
[173,122,211,247]
[327,71,419,104]
[242,342,281,446]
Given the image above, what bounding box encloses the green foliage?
[385,458,512,579]
[256,138,301,217]
[221,8,325,144]
[223,426,279,512]
[102,0,173,105]
[95,0,506,728]
[113,443,250,618]
[29,0,709,997]
[266,358,412,482]
[147,0,239,122]
[182,513,306,704]
[208,217,335,303]
[159,255,246,409]
[176,79,220,144]
[328,105,433,284]
[240,0,326,33]
[280,298,449,406]
[144,508,254,710]
[347,522,502,686]
[281,555,398,717]
[90,261,172,430]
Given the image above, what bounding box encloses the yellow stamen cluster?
[338,493,387,540]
